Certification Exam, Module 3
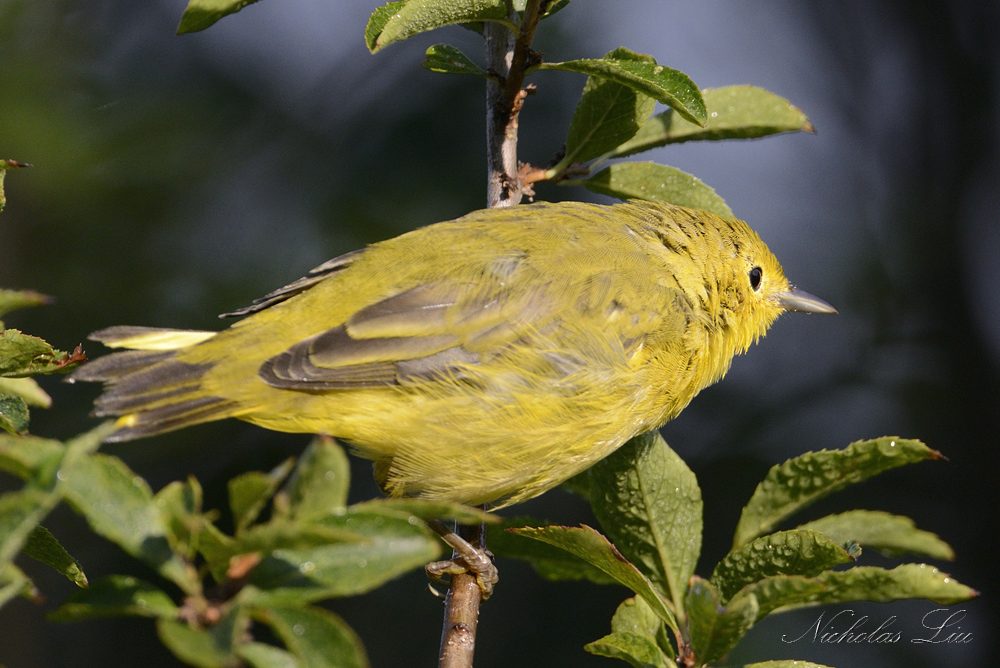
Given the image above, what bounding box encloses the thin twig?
[484,0,545,208]
[437,521,487,668]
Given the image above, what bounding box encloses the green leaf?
[539,0,570,18]
[570,162,732,218]
[423,44,487,77]
[0,378,52,408]
[611,86,813,158]
[0,160,30,213]
[246,510,440,604]
[797,510,954,561]
[0,562,35,609]
[0,289,52,319]
[58,453,195,593]
[367,0,513,54]
[0,329,86,377]
[584,632,672,668]
[48,575,178,620]
[284,435,350,522]
[587,431,702,610]
[254,605,369,668]
[199,520,363,583]
[488,518,617,585]
[712,530,857,602]
[155,476,204,557]
[229,458,295,534]
[804,564,976,607]
[609,596,675,661]
[0,489,55,564]
[350,497,499,526]
[508,525,678,633]
[539,47,706,125]
[0,331,49,375]
[239,643,303,668]
[205,520,360,565]
[0,433,65,481]
[685,576,758,665]
[727,574,827,620]
[563,49,657,165]
[365,1,408,51]
[729,564,977,620]
[177,0,262,35]
[193,520,238,584]
[22,525,87,587]
[0,394,30,435]
[0,329,56,378]
[157,606,249,668]
[512,0,570,19]
[733,437,942,549]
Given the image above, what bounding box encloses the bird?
[72,200,835,510]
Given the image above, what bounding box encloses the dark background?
[0,1,996,667]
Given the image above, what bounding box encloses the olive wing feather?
[258,281,555,390]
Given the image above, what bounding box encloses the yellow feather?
[91,327,217,350]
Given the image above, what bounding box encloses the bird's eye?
[749,266,763,291]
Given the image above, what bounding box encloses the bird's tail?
[69,326,239,442]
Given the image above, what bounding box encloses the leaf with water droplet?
[563,49,657,165]
[539,47,706,125]
[712,530,856,602]
[611,86,813,158]
[570,162,732,218]
[796,510,954,561]
[729,563,977,619]
[253,605,368,668]
[686,576,759,664]
[586,431,702,610]
[367,0,511,54]
[245,510,440,605]
[733,437,942,549]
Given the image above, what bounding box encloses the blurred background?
[0,1,997,666]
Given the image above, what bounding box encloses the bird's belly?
[242,375,656,507]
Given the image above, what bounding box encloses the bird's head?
[722,217,837,353]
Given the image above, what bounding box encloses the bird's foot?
[425,554,498,600]
[425,521,498,599]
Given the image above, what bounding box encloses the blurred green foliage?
[0,1,996,667]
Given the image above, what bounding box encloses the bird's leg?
[425,519,499,599]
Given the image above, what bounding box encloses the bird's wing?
[219,249,366,318]
[258,279,559,390]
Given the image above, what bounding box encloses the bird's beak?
[773,287,838,314]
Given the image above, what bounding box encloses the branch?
[437,521,487,668]
[484,0,545,208]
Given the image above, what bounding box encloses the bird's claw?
[425,552,499,599]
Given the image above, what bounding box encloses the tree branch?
[484,0,545,208]
[437,521,487,668]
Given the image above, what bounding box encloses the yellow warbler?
[73,201,834,508]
